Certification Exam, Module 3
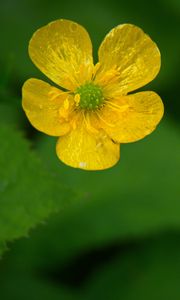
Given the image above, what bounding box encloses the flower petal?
[56,116,120,170]
[99,91,164,143]
[22,78,71,136]
[95,24,160,96]
[29,19,94,91]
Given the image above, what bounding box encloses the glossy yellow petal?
[22,78,72,136]
[56,115,120,170]
[99,91,164,143]
[95,24,160,96]
[29,19,94,91]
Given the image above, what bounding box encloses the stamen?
[71,118,77,130]
[96,111,115,128]
[59,108,68,120]
[96,68,120,87]
[74,93,80,106]
[83,112,99,135]
[105,100,129,113]
[49,88,70,101]
[58,97,71,120]
[63,98,69,110]
[69,112,78,130]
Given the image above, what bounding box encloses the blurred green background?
[0,0,180,299]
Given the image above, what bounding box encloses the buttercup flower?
[22,19,164,170]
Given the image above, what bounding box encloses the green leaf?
[0,124,74,256]
[21,118,179,266]
[0,119,179,299]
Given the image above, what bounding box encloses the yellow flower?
[22,19,164,171]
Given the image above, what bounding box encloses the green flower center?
[76,83,104,110]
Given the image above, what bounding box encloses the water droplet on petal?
[79,162,87,168]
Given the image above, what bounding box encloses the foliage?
[0,123,74,253]
[0,0,180,298]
